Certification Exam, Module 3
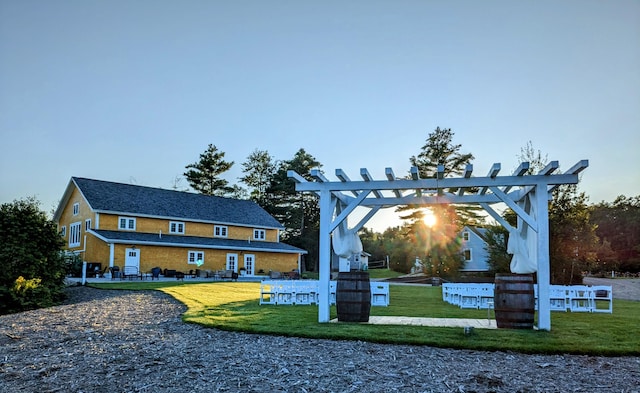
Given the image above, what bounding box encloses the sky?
[1,0,639,231]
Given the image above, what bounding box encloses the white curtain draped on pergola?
[289,159,588,331]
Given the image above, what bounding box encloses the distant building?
[459,226,490,273]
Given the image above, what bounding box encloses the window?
[463,249,472,261]
[69,222,81,247]
[118,217,136,231]
[85,219,91,230]
[60,226,66,237]
[72,203,79,215]
[188,251,204,265]
[226,253,237,271]
[253,229,266,240]
[214,225,228,238]
[462,231,470,241]
[169,221,185,234]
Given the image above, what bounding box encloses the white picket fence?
[259,280,390,306]
[442,283,613,313]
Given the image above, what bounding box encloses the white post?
[535,185,551,331]
[318,189,332,323]
[81,261,87,286]
[109,243,115,267]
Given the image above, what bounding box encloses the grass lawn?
[89,281,640,356]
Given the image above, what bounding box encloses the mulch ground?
[0,285,639,393]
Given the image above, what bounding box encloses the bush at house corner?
[0,197,67,315]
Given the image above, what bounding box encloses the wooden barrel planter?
[336,271,371,322]
[494,273,535,329]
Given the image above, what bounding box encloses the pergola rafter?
[288,159,588,331]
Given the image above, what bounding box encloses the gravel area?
[1,285,639,393]
[583,277,640,301]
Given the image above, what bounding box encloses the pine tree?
[184,144,234,196]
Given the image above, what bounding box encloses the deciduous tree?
[264,149,322,271]
[240,149,276,205]
[590,195,640,273]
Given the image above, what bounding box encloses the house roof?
[90,229,306,254]
[463,226,489,242]
[54,177,284,229]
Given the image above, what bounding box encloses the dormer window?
[169,221,185,234]
[73,203,79,215]
[253,229,266,241]
[118,217,136,231]
[214,225,228,238]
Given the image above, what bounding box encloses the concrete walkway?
[331,316,497,329]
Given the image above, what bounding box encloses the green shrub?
[0,198,67,314]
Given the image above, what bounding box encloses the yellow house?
[53,177,306,277]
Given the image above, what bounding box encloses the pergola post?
[289,160,587,330]
[535,184,552,331]
[318,189,332,323]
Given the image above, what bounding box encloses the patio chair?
[110,266,121,280]
[151,267,161,280]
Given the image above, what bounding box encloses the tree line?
[182,131,640,283]
[2,128,638,314]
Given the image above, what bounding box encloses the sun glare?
[423,209,437,228]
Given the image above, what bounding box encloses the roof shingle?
[72,177,283,229]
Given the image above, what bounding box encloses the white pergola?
[288,159,588,331]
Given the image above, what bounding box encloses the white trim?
[85,219,92,231]
[73,202,79,215]
[86,230,305,254]
[463,248,472,261]
[188,250,204,264]
[253,229,266,241]
[169,221,185,234]
[69,222,81,247]
[109,243,115,267]
[60,225,67,237]
[214,225,228,238]
[118,216,136,231]
[243,254,255,276]
[226,253,238,272]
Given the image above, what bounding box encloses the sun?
[423,209,437,228]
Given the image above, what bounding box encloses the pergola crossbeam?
[456,164,474,196]
[478,163,501,195]
[336,169,359,197]
[548,159,589,193]
[385,168,403,198]
[410,166,422,197]
[288,159,588,332]
[361,168,384,198]
[502,162,530,194]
